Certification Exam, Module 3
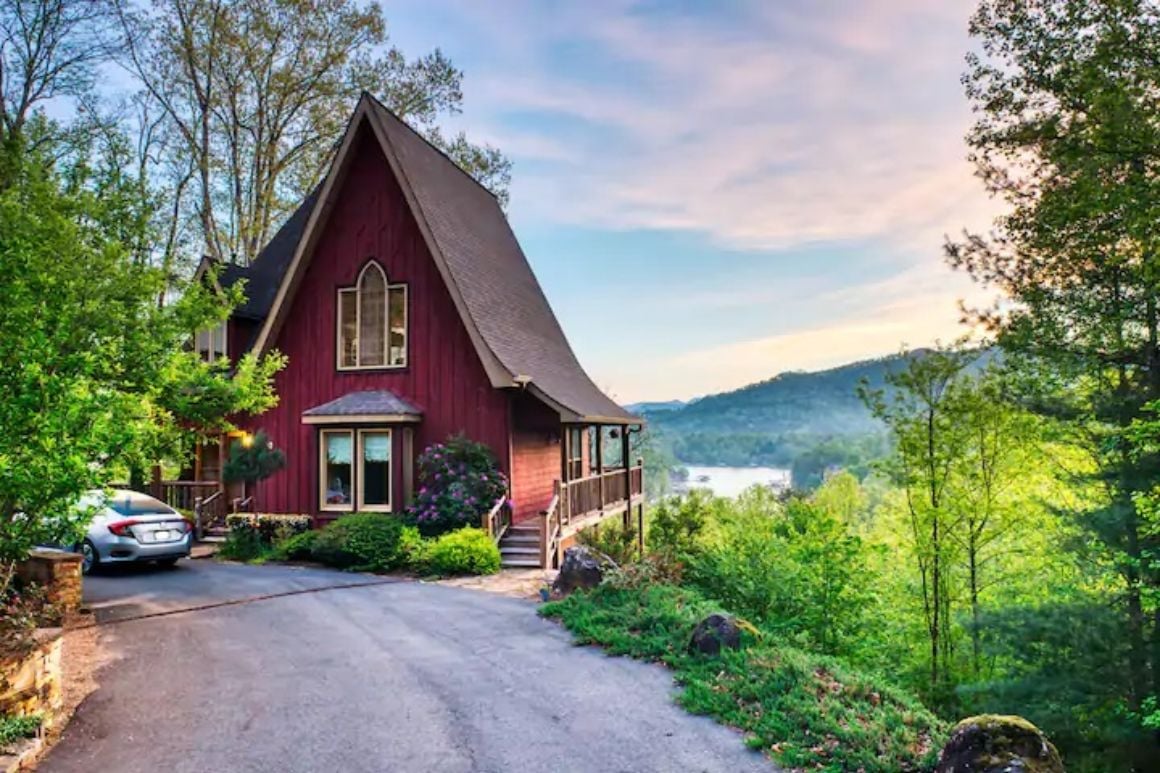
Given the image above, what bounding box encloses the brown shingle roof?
[250,94,640,425]
[302,390,423,418]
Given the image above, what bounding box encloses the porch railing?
[194,491,226,538]
[558,459,644,528]
[540,487,562,569]
[481,497,511,544]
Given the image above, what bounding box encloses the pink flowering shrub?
[407,435,509,536]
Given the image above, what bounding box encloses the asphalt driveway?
[42,560,772,773]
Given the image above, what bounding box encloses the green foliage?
[646,490,716,567]
[0,132,283,584]
[220,514,311,562]
[309,514,422,573]
[643,352,950,469]
[940,2,1160,764]
[223,431,286,485]
[407,436,508,536]
[689,488,874,658]
[0,584,53,659]
[790,435,891,491]
[425,528,501,576]
[122,0,511,264]
[270,529,320,562]
[628,428,683,500]
[542,584,945,772]
[959,600,1141,771]
[0,714,40,750]
[577,518,640,566]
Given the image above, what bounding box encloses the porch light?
[241,432,254,448]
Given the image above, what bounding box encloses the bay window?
[319,428,393,512]
[320,430,353,511]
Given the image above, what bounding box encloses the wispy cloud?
[443,0,994,253]
[388,0,1001,400]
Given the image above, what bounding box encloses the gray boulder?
[552,546,605,597]
[688,613,743,656]
[936,715,1064,773]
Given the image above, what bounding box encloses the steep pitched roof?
[249,94,639,425]
[214,190,319,320]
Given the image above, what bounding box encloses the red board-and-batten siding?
[239,128,513,517]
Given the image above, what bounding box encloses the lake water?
[678,465,792,498]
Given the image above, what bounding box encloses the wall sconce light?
[241,432,255,448]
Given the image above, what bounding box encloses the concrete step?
[501,557,542,568]
[500,545,539,556]
[500,534,539,547]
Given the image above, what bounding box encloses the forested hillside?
[641,350,949,477]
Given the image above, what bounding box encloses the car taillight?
[107,519,140,537]
[180,518,193,533]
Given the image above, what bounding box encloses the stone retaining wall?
[15,551,82,615]
[0,628,63,725]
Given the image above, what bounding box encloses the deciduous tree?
[949,0,1160,716]
[116,0,511,264]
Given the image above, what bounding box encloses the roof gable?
[249,93,638,425]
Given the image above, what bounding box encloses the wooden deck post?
[637,501,644,558]
[150,465,162,499]
[595,426,604,512]
[539,508,548,569]
[621,426,631,531]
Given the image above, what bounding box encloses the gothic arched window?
[337,261,407,369]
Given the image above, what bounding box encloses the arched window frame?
[336,260,408,370]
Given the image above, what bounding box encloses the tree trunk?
[969,529,980,678]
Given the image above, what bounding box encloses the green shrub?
[542,583,945,772]
[221,513,313,562]
[407,435,509,536]
[426,528,501,576]
[270,529,319,561]
[577,518,640,566]
[308,514,420,572]
[0,714,40,750]
[686,489,873,658]
[225,513,312,542]
[645,490,718,576]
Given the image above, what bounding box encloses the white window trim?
[336,262,408,371]
[356,429,393,512]
[319,429,355,512]
[319,428,395,513]
[197,320,228,363]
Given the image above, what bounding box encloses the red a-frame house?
[183,94,643,568]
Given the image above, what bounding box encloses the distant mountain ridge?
[634,348,992,469]
[639,352,914,436]
[625,399,687,414]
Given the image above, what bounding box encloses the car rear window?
[106,494,176,517]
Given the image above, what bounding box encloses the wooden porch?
[535,461,644,568]
[490,418,645,568]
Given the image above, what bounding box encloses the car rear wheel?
[80,539,99,575]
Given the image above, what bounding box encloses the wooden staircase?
[499,522,541,568]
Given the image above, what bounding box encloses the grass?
[0,714,40,750]
[541,584,946,772]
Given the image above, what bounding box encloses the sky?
[386,0,998,403]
